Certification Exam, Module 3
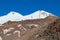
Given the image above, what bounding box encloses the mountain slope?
[0,10,58,40]
[0,15,58,40]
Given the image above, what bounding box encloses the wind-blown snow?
[0,10,54,24]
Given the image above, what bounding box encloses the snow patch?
[3,27,15,34]
[0,36,2,40]
[13,30,20,37]
[18,24,22,27]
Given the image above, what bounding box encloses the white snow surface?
[0,10,54,24]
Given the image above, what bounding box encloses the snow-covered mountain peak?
[36,10,50,15]
[39,10,55,16]
[7,11,23,17]
[0,11,23,25]
[27,10,51,19]
[0,10,56,25]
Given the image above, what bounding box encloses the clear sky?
[0,0,60,17]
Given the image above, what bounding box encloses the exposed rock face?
[43,18,60,40]
[0,16,58,40]
[29,18,60,40]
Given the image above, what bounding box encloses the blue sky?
[0,0,60,17]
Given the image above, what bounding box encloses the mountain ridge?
[0,10,57,24]
[0,10,59,40]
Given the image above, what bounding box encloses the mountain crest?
[0,10,56,24]
[7,11,23,16]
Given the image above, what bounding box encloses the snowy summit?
[0,10,54,24]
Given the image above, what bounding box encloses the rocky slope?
[0,15,57,40]
[0,10,59,40]
[28,18,60,40]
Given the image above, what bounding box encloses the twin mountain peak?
[0,10,57,24]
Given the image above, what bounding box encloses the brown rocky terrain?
[0,15,58,40]
[42,18,60,40]
[28,18,60,40]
